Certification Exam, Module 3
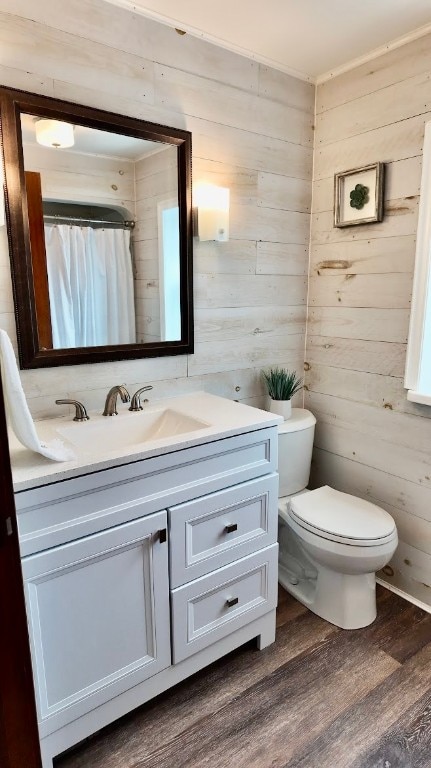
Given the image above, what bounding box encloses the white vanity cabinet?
[14,424,279,768]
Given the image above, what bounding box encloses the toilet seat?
[288,485,397,547]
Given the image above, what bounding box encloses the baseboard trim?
[376,577,431,615]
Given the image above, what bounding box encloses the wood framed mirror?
[0,87,193,368]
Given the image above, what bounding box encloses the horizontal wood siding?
[0,0,313,419]
[306,33,431,607]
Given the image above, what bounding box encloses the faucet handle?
[129,386,153,412]
[56,399,90,422]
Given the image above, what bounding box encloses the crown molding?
[103,0,314,83]
[103,1,431,88]
[317,21,431,84]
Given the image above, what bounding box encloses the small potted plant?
[261,367,303,420]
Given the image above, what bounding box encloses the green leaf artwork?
[350,183,369,210]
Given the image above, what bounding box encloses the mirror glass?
[0,87,193,368]
[21,113,181,349]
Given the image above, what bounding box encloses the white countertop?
[10,392,282,492]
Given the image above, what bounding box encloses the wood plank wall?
[22,143,136,212]
[306,33,431,607]
[1,0,429,613]
[0,0,313,419]
[134,146,178,344]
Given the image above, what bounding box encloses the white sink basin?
[56,408,209,453]
[10,392,283,489]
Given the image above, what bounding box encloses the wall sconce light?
[194,183,229,242]
[35,119,75,149]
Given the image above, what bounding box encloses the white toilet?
[278,409,398,629]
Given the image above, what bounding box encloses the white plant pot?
[269,398,292,420]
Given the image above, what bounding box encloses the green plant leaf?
[261,367,303,400]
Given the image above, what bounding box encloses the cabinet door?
[21,510,170,738]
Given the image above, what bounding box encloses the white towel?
[0,330,75,462]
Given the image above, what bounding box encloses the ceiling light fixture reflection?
[35,119,75,149]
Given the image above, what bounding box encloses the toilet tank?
[278,408,316,496]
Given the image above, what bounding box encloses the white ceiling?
[21,114,160,160]
[105,0,431,81]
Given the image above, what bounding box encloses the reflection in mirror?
[20,114,181,349]
[1,87,192,368]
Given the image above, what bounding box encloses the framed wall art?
[334,162,385,227]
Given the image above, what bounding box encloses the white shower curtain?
[44,225,136,348]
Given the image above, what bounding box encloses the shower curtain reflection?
[44,225,136,348]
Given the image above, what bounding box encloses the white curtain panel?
[44,225,136,348]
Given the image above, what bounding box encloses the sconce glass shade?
[35,119,74,149]
[194,183,229,241]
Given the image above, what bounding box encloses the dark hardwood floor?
[56,586,431,768]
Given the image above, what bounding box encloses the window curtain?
[44,225,136,348]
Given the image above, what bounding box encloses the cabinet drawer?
[169,474,278,587]
[171,544,278,663]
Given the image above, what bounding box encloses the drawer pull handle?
[224,523,238,534]
[225,597,239,608]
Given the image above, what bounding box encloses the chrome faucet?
[129,385,153,412]
[103,385,130,416]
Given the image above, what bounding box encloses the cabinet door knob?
[225,597,239,608]
[224,523,238,534]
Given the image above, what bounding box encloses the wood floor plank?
[350,690,431,768]
[360,590,431,663]
[128,633,398,768]
[276,587,307,627]
[285,641,431,768]
[377,608,431,665]
[56,589,431,768]
[57,608,336,768]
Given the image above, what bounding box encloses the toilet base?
[279,561,377,630]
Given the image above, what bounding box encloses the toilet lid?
[289,486,396,543]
